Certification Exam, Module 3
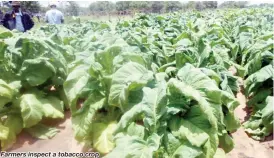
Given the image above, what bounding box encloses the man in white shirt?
[45,2,64,24]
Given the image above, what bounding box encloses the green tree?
[184,1,196,10]
[164,1,183,12]
[89,1,115,12]
[67,1,80,16]
[202,1,217,9]
[195,1,218,10]
[20,1,41,13]
[150,1,165,13]
[219,1,248,8]
[115,1,131,11]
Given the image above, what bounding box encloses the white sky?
[38,0,274,8]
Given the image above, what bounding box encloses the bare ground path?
[227,91,273,158]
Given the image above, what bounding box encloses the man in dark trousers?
[2,1,34,32]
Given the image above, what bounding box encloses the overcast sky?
[39,1,274,8]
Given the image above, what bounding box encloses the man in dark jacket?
[2,1,34,32]
[0,10,3,25]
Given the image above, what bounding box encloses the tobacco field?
[0,8,273,158]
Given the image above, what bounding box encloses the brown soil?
[227,91,273,158]
[8,111,85,153]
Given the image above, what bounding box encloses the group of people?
[1,1,64,32]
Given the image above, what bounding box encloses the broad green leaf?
[213,148,226,158]
[17,94,44,128]
[244,52,262,76]
[114,103,143,134]
[0,79,14,108]
[126,122,145,139]
[92,121,117,154]
[224,111,241,132]
[96,46,122,74]
[164,132,181,155]
[200,68,221,85]
[1,115,23,150]
[219,133,234,153]
[247,89,271,107]
[184,104,218,158]
[171,119,209,147]
[243,96,273,140]
[0,31,13,39]
[41,96,64,119]
[177,64,219,91]
[142,85,167,132]
[244,64,273,96]
[109,62,153,111]
[72,93,105,141]
[167,78,217,129]
[115,82,167,134]
[172,142,203,158]
[64,66,90,111]
[105,133,161,158]
[0,124,9,140]
[261,96,273,132]
[20,58,56,86]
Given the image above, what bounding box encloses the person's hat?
[11,1,21,6]
[49,2,57,7]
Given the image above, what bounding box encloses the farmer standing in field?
[2,1,34,32]
[45,2,64,24]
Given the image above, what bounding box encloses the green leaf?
[244,53,262,76]
[115,81,167,134]
[126,122,145,139]
[243,96,273,140]
[105,133,161,158]
[184,104,219,158]
[200,68,221,85]
[172,142,203,158]
[219,133,234,153]
[224,111,241,132]
[213,148,226,158]
[20,58,56,86]
[0,31,13,39]
[142,85,167,132]
[17,94,44,128]
[72,93,105,141]
[0,79,14,109]
[96,46,122,74]
[171,119,209,147]
[167,78,217,129]
[247,89,271,107]
[164,132,181,155]
[0,124,9,140]
[114,103,143,134]
[261,97,273,131]
[109,62,153,111]
[41,96,64,119]
[25,124,59,139]
[92,121,117,154]
[1,115,23,150]
[64,66,90,111]
[175,50,196,69]
[177,64,219,91]
[244,64,273,96]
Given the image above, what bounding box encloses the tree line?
[1,1,273,16]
